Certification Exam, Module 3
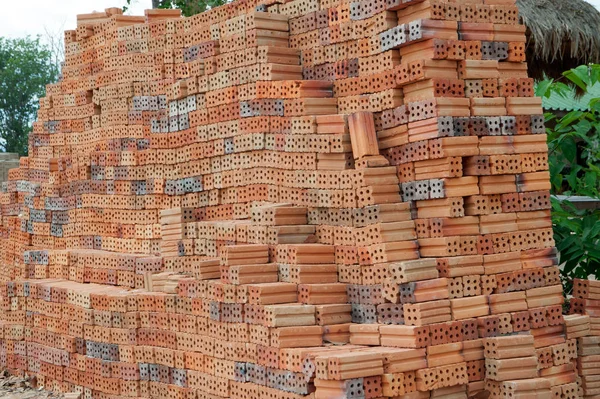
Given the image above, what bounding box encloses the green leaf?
[563,257,580,274]
[535,79,554,98]
[561,135,577,163]
[557,111,585,130]
[550,171,563,194]
[573,119,593,138]
[556,235,577,253]
[590,63,600,85]
[564,65,591,91]
[585,171,598,191]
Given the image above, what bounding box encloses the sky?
[0,0,150,40]
[0,0,599,41]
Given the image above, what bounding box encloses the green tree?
[0,36,58,155]
[125,0,227,16]
[537,64,600,292]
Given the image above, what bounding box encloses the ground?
[0,373,61,398]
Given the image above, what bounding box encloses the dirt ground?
[0,373,62,399]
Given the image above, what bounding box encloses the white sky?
[0,0,599,40]
[0,0,150,39]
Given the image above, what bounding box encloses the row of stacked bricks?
[5,273,600,399]
[570,279,600,399]
[0,0,596,397]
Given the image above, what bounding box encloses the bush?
[537,65,600,290]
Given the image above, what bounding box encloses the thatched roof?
[517,0,600,79]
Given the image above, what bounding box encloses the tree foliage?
[537,64,600,291]
[0,36,58,155]
[124,0,227,17]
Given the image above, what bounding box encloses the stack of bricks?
[0,0,599,398]
[570,279,600,399]
[572,279,600,335]
[21,248,164,288]
[484,334,578,398]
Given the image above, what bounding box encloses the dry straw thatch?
[517,0,600,79]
